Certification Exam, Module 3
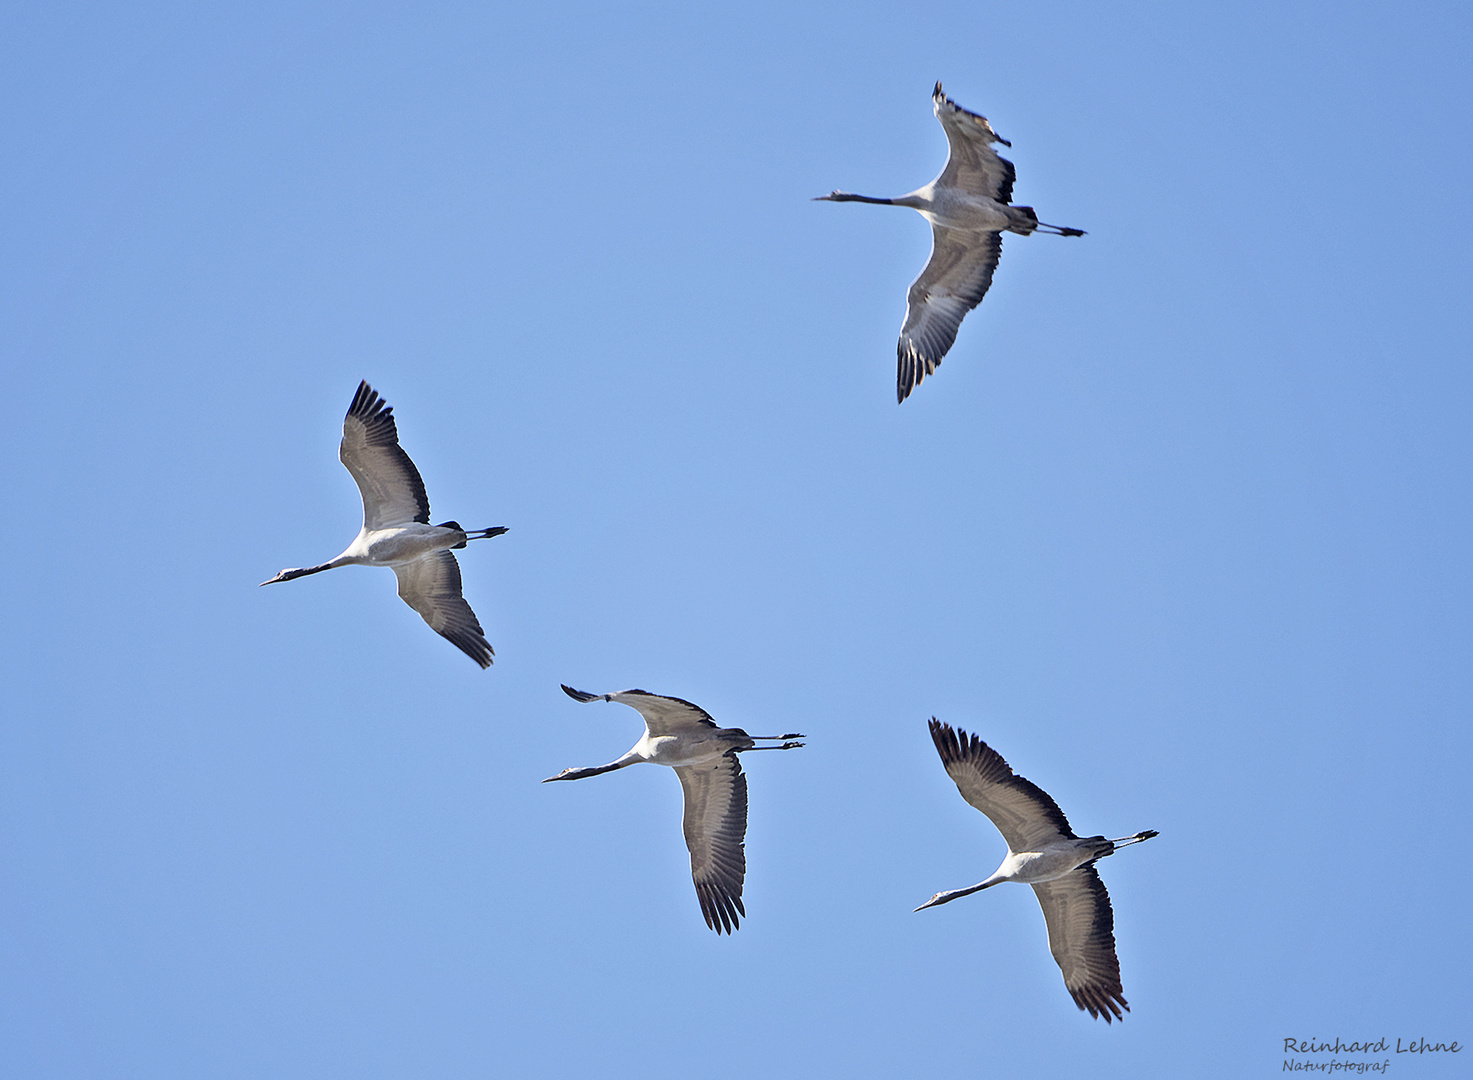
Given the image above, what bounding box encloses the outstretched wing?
[676,754,748,934]
[392,550,492,668]
[1033,867,1129,1022]
[605,690,722,737]
[340,381,431,531]
[932,82,1016,203]
[927,718,1075,851]
[897,228,1003,401]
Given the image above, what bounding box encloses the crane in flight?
[917,719,1156,1022]
[817,82,1084,402]
[261,381,507,668]
[544,686,804,934]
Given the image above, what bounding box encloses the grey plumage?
[818,83,1084,402]
[261,381,507,668]
[544,686,803,934]
[919,719,1156,1022]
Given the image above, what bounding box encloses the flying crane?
[917,719,1156,1022]
[261,381,507,667]
[545,686,804,933]
[817,83,1085,402]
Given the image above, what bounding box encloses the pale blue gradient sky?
[2,3,1470,1077]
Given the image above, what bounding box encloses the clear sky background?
[3,2,1470,1077]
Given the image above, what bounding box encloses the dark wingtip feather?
[345,380,400,443]
[347,380,388,424]
[928,716,998,776]
[928,717,962,762]
[1071,984,1129,1023]
[927,718,1078,839]
[696,881,744,935]
[443,628,492,668]
[561,684,601,703]
[348,379,376,416]
[897,345,920,403]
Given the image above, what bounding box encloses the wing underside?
[609,691,722,737]
[340,381,432,531]
[677,754,748,934]
[1033,867,1129,1022]
[927,719,1075,852]
[897,230,1003,401]
[932,83,1017,204]
[392,550,492,668]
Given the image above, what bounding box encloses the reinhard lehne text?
[1282,1037,1461,1073]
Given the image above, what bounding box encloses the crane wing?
[392,550,492,668]
[676,754,748,934]
[340,381,431,532]
[603,690,722,737]
[931,83,1016,203]
[1032,867,1129,1022]
[927,719,1075,852]
[896,228,1002,402]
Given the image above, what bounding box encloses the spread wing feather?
[927,718,1075,851]
[606,691,722,737]
[340,381,431,531]
[1033,868,1129,1022]
[932,82,1016,203]
[392,550,492,668]
[897,230,1003,402]
[676,755,748,934]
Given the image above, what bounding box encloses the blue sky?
[3,2,1470,1076]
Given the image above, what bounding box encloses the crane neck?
[260,561,338,585]
[914,877,1003,911]
[542,758,637,783]
[827,193,894,205]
